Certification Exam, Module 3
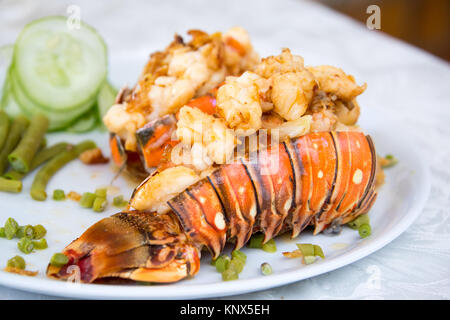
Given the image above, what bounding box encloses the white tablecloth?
[0,0,449,300]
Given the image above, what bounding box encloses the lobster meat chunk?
[47,131,377,283]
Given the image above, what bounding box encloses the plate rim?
[0,130,431,299]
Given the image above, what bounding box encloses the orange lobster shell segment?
[168,180,226,258]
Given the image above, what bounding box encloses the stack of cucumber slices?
[0,16,117,132]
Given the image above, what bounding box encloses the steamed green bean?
[0,177,22,193]
[30,140,97,201]
[4,142,69,180]
[0,115,29,175]
[8,114,49,173]
[0,111,10,151]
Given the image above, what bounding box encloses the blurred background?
[317,0,450,61]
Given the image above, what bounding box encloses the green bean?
[0,227,5,238]
[260,262,273,276]
[358,224,371,238]
[50,253,69,267]
[0,111,10,151]
[95,188,107,198]
[32,238,48,250]
[32,224,47,239]
[17,237,34,254]
[247,233,264,249]
[80,192,96,208]
[0,177,22,192]
[215,255,231,273]
[0,115,29,175]
[4,142,69,180]
[7,256,25,270]
[16,225,35,239]
[231,250,247,263]
[4,217,19,239]
[30,140,96,201]
[8,114,49,173]
[222,268,238,281]
[93,196,107,212]
[262,239,277,253]
[53,189,66,201]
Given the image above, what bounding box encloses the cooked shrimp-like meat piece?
[335,99,360,125]
[104,28,259,152]
[103,104,146,151]
[216,71,267,131]
[129,165,200,214]
[276,115,312,140]
[176,106,235,164]
[223,27,260,75]
[261,112,311,140]
[254,48,305,78]
[170,142,214,172]
[271,69,315,120]
[307,65,366,101]
[310,109,338,132]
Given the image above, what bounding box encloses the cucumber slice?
[1,47,22,119]
[9,67,95,131]
[97,81,117,128]
[1,77,22,118]
[67,109,98,133]
[13,16,107,112]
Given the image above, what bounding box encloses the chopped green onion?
[53,189,66,201]
[296,243,315,257]
[229,257,245,273]
[113,195,128,207]
[32,225,47,240]
[382,154,398,168]
[7,256,25,270]
[4,217,19,240]
[358,224,371,238]
[93,197,107,212]
[95,188,107,198]
[17,237,34,254]
[32,238,48,250]
[303,256,316,265]
[17,225,35,239]
[347,214,369,230]
[313,245,325,259]
[262,239,277,253]
[295,243,325,265]
[215,255,231,273]
[247,233,264,248]
[0,227,5,238]
[260,262,273,276]
[50,253,69,267]
[80,192,96,208]
[222,268,238,281]
[231,250,247,263]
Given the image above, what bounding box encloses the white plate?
[0,109,430,299]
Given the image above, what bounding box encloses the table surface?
[0,0,449,300]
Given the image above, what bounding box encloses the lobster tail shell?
[168,131,377,257]
[136,114,178,172]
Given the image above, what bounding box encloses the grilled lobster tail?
[168,131,377,258]
[47,131,377,283]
